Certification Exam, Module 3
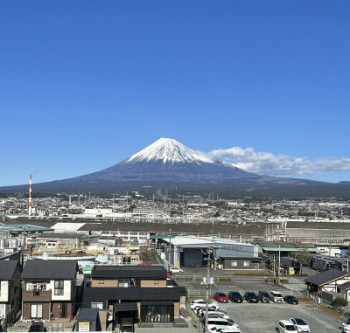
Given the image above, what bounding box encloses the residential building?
[82,265,180,328]
[306,269,350,303]
[0,260,22,325]
[21,260,79,320]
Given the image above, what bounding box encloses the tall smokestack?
[28,174,32,216]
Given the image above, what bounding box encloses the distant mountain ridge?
[0,138,347,195]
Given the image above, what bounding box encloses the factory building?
[157,235,258,268]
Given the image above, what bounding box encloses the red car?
[213,292,229,303]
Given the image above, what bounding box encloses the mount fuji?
[0,138,332,193]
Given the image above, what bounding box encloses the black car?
[243,291,259,303]
[28,322,46,332]
[258,290,270,303]
[284,295,299,304]
[228,291,243,303]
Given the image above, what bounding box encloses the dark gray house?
[0,260,22,326]
[305,269,350,302]
[21,260,79,320]
[82,265,181,328]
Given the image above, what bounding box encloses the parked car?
[215,328,241,333]
[214,292,229,303]
[270,291,284,303]
[342,318,350,333]
[207,318,241,333]
[28,322,46,332]
[228,291,243,303]
[284,295,299,304]
[289,318,310,333]
[201,312,230,322]
[198,309,229,319]
[190,299,219,311]
[243,291,259,303]
[258,290,270,303]
[276,320,298,333]
[120,318,134,333]
[169,267,183,273]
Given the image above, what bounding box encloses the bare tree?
[294,249,312,275]
[140,249,155,263]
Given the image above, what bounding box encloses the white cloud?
[209,147,350,176]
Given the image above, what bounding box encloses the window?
[31,304,43,318]
[118,279,129,288]
[54,280,64,295]
[231,261,237,267]
[243,261,249,267]
[141,304,173,322]
[91,302,104,309]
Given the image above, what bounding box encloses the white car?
[207,318,240,333]
[342,318,350,332]
[289,318,310,333]
[200,310,230,319]
[169,267,183,273]
[276,320,298,333]
[190,299,219,311]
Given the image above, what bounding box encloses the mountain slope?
[0,137,335,193]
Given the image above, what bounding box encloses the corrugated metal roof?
[22,260,78,280]
[51,223,86,232]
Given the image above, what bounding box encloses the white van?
[269,291,284,303]
[206,318,240,333]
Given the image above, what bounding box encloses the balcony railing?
[23,290,51,302]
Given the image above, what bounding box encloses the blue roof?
[0,224,51,232]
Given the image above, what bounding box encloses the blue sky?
[1,1,349,186]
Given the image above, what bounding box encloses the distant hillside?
[1,138,349,198]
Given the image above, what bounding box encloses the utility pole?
[278,244,281,285]
[168,229,172,272]
[202,247,215,333]
[204,247,211,332]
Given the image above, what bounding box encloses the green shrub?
[331,296,348,308]
[180,286,188,297]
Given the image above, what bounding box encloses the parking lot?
[181,268,344,332]
[192,300,344,333]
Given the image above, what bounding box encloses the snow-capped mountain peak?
[126,137,214,164]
